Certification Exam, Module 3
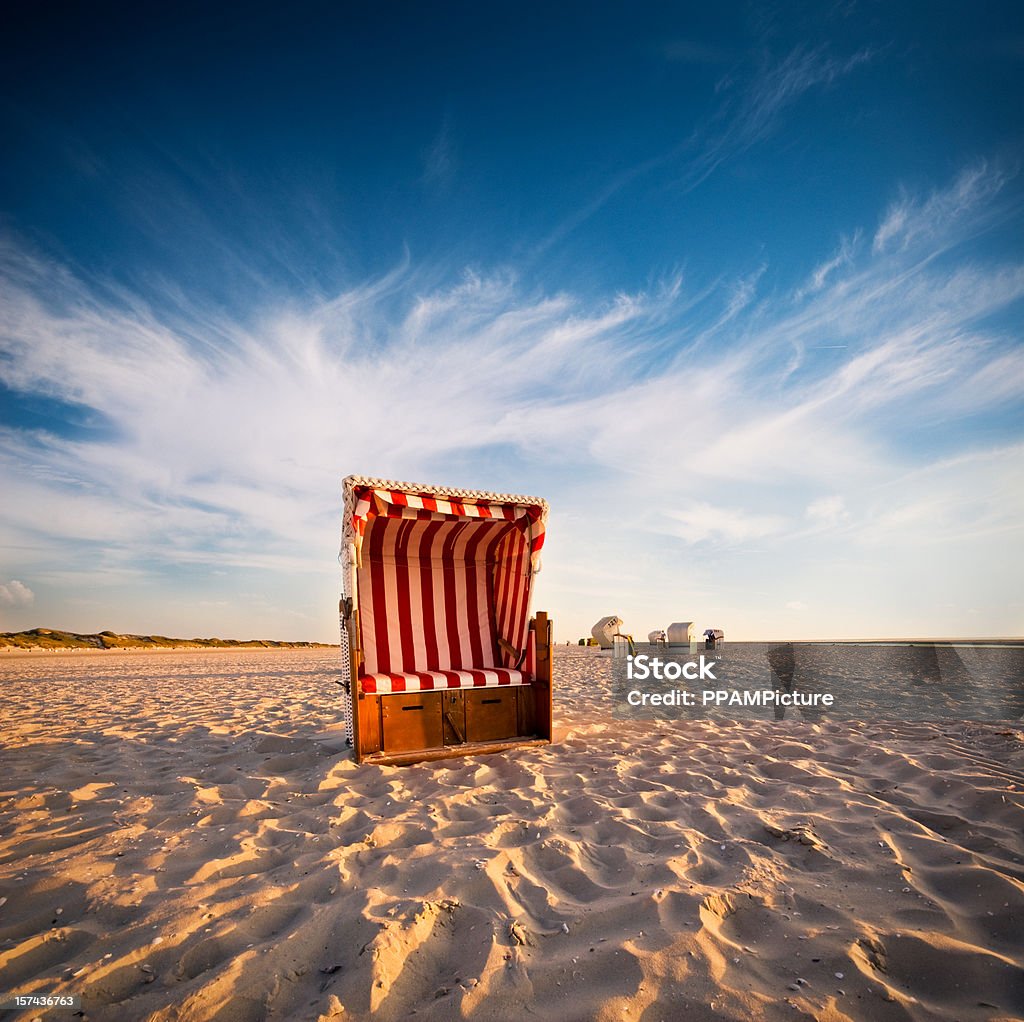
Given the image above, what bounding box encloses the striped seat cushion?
[360,668,529,695]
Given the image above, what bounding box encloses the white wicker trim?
[339,602,353,747]
[339,474,549,580]
[342,475,549,516]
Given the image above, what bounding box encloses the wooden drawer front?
[465,689,518,743]
[381,692,443,753]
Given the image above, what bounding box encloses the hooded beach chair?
[339,477,553,764]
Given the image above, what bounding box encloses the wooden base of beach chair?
[358,737,552,768]
[349,612,554,765]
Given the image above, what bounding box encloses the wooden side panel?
[381,692,443,753]
[531,611,553,741]
[356,692,381,756]
[465,689,518,742]
[443,691,466,746]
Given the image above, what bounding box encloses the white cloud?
[806,496,848,525]
[538,44,874,253]
[0,161,1021,639]
[872,204,908,255]
[0,580,34,607]
[422,112,457,188]
[676,45,874,194]
[859,443,1024,547]
[663,503,786,544]
[798,232,859,297]
[872,161,1010,254]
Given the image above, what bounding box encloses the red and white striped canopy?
[341,477,548,681]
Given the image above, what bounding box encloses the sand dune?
[1,647,1022,1021]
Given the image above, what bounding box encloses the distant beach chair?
[704,628,725,649]
[591,615,624,650]
[338,477,554,765]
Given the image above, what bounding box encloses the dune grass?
[0,627,333,650]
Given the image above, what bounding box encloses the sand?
[0,646,1022,1021]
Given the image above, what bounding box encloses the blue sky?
[1,2,1022,641]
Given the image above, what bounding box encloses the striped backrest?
[351,484,544,676]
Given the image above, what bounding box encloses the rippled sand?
[1,647,1022,1021]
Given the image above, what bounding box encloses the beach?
[1,646,1022,1021]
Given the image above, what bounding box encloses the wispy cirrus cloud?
[422,112,458,190]
[676,44,874,193]
[536,43,873,254]
[798,231,860,298]
[873,161,1014,254]
[0,160,1021,638]
[664,503,786,543]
